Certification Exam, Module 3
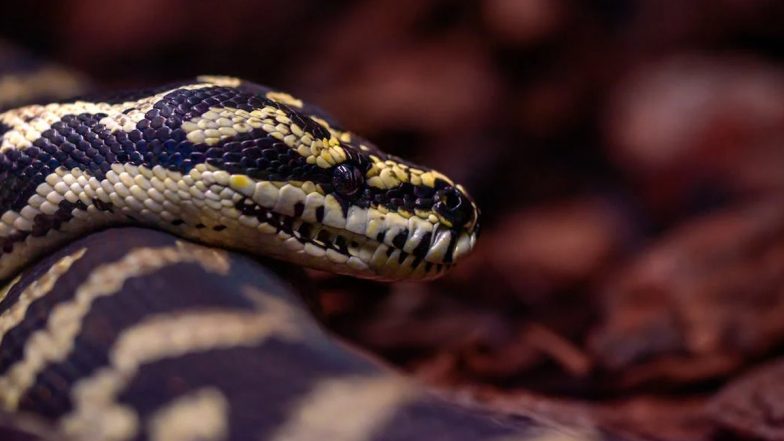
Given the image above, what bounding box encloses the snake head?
[176,76,480,280]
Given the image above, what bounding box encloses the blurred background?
[2,1,784,439]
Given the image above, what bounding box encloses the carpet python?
[0,56,627,440]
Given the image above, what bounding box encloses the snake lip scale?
[0,75,480,281]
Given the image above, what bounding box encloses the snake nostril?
[442,188,461,210]
[435,186,474,228]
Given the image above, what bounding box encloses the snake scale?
[0,53,626,441]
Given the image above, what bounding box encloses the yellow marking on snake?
[365,157,454,191]
[60,296,302,441]
[307,115,353,144]
[181,106,348,167]
[265,91,303,108]
[0,83,214,152]
[195,75,242,88]
[269,374,417,441]
[147,388,229,441]
[0,245,229,411]
[0,248,85,343]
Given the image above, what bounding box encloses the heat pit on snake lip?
[227,195,471,281]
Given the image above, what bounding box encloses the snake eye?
[434,186,473,227]
[332,164,364,197]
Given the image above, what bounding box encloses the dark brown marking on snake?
[18,257,258,419]
[293,202,304,218]
[121,341,377,441]
[412,232,431,258]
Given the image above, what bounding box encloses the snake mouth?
[290,220,468,280]
[233,193,476,280]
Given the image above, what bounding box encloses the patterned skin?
[0,228,610,441]
[0,76,479,281]
[0,69,636,440]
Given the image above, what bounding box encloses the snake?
[0,69,624,440]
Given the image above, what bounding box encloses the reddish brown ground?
[4,1,784,438]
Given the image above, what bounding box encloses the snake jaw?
[228,176,477,281]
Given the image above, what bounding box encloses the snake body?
[0,74,620,440]
[1,228,614,441]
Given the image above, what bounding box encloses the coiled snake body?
[0,75,615,440]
